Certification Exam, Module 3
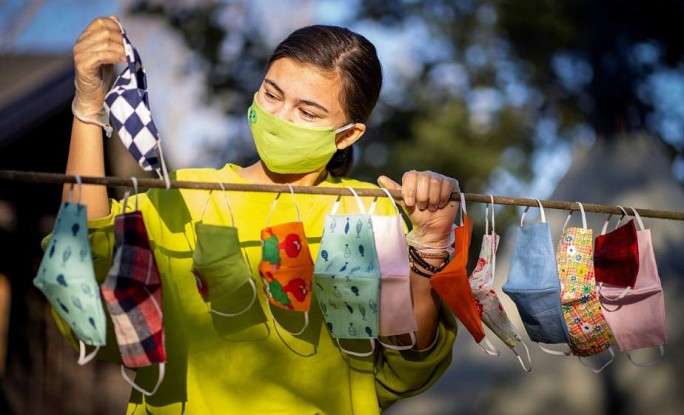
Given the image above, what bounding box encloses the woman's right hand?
[72,16,126,126]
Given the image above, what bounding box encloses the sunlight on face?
[257,57,348,128]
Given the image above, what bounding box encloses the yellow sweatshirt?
[48,164,457,414]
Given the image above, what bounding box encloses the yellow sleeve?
[374,303,457,410]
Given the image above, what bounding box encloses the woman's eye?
[299,109,317,120]
[265,91,279,100]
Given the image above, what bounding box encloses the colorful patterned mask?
[192,189,257,317]
[599,208,667,366]
[313,188,380,357]
[557,203,615,372]
[34,182,106,365]
[594,208,639,295]
[430,194,498,355]
[502,200,570,353]
[101,193,166,396]
[370,188,417,350]
[469,196,531,371]
[258,187,314,335]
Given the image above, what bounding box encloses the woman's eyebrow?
[264,79,329,113]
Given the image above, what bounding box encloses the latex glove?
[377,170,460,249]
[72,16,126,136]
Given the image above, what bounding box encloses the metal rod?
[1,169,683,221]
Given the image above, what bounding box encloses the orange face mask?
[430,210,492,351]
[258,221,314,312]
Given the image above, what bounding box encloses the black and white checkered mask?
[105,22,168,183]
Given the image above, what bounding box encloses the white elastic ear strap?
[121,362,166,397]
[216,180,235,227]
[630,207,645,231]
[378,331,416,350]
[287,184,302,222]
[347,187,366,214]
[77,341,99,366]
[537,199,546,223]
[131,177,139,211]
[210,278,257,317]
[378,187,401,215]
[577,202,587,229]
[336,338,376,357]
[266,300,309,336]
[616,206,630,229]
[513,340,532,372]
[459,192,467,226]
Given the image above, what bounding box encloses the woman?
[61,15,459,414]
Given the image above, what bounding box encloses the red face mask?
[594,212,639,288]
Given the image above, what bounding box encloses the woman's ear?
[335,123,366,150]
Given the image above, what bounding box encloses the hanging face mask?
[100,188,166,396]
[258,186,314,336]
[103,21,169,188]
[599,207,667,366]
[557,203,615,373]
[594,208,639,299]
[469,196,531,371]
[369,188,417,350]
[502,200,571,354]
[430,193,498,355]
[34,179,106,365]
[313,188,380,357]
[191,184,257,318]
[247,92,354,174]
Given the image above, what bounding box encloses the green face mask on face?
[247,92,354,174]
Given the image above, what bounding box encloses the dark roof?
[0,54,74,147]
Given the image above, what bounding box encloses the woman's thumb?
[377,175,401,191]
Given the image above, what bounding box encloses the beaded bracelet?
[408,246,448,273]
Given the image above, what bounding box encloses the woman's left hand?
[377,170,460,248]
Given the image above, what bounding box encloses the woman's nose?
[271,103,294,122]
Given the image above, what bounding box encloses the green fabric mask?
[247,92,353,174]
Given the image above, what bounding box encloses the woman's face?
[257,57,348,128]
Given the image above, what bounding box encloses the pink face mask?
[469,196,531,371]
[370,188,417,350]
[599,207,667,366]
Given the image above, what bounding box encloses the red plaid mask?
[101,202,166,397]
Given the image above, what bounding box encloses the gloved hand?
[72,16,126,136]
[377,170,460,250]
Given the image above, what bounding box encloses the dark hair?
[268,25,383,176]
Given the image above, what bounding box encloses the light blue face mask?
[34,179,106,365]
[313,188,380,357]
[502,200,571,355]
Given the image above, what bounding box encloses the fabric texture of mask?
[104,21,168,185]
[247,92,352,174]
[600,208,667,364]
[594,214,639,290]
[313,189,380,346]
[369,188,417,344]
[34,197,107,354]
[502,201,570,346]
[100,208,166,396]
[192,222,257,316]
[259,221,314,312]
[430,207,487,345]
[470,197,531,370]
[557,204,614,360]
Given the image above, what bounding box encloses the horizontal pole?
[1,169,683,221]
